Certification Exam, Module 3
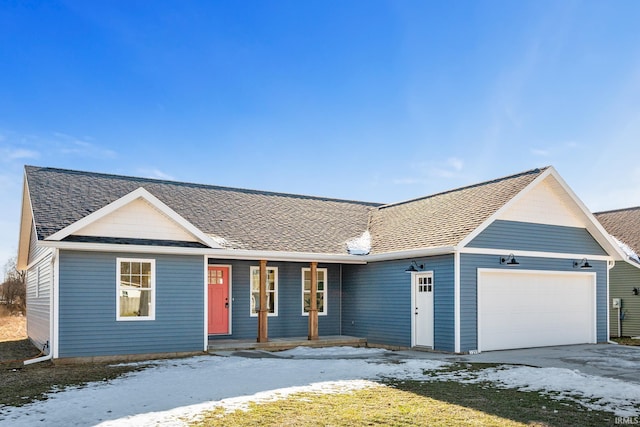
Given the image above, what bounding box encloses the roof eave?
[17,173,34,270]
[37,240,368,264]
[365,246,457,262]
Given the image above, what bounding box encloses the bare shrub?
[1,257,26,315]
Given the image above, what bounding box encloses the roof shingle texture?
[368,168,547,254]
[25,166,379,255]
[25,165,547,255]
[594,207,640,254]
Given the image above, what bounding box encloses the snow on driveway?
[1,346,639,426]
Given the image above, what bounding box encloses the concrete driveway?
[400,344,640,384]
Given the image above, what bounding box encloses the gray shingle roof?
[368,167,547,254]
[594,207,640,254]
[25,165,547,256]
[25,166,379,255]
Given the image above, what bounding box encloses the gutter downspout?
[25,249,58,366]
[607,259,618,345]
[24,352,52,365]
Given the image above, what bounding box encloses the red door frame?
[208,265,230,334]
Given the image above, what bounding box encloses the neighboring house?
[18,165,624,360]
[594,207,640,337]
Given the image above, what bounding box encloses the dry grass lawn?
[0,308,27,342]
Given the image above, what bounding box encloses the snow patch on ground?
[431,365,640,417]
[1,346,639,426]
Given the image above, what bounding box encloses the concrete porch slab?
[207,335,366,352]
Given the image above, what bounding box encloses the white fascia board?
[544,168,627,260]
[623,258,640,270]
[457,168,554,249]
[45,187,222,249]
[457,167,626,261]
[364,246,457,262]
[460,246,613,261]
[17,176,35,270]
[38,240,368,264]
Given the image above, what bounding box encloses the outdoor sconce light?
[405,261,424,273]
[633,287,639,296]
[500,254,519,266]
[573,258,593,269]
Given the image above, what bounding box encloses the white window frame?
[116,257,156,321]
[250,266,278,317]
[301,267,328,316]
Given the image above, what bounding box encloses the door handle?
[225,302,229,308]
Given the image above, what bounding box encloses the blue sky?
[1,1,640,268]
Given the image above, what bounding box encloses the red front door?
[208,266,229,334]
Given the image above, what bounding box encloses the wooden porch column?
[308,261,318,340]
[257,259,268,343]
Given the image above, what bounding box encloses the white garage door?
[478,270,596,352]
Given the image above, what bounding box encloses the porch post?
[308,261,318,340]
[257,259,268,343]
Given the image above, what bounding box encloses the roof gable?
[47,187,221,248]
[24,166,377,255]
[497,175,583,227]
[368,168,547,254]
[459,167,624,259]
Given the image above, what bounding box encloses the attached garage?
[477,269,596,352]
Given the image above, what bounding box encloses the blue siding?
[26,250,53,353]
[609,261,640,337]
[459,254,608,352]
[58,251,204,357]
[468,220,607,255]
[208,260,341,340]
[342,255,455,351]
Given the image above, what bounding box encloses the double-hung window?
[302,268,327,315]
[250,266,278,316]
[117,258,155,320]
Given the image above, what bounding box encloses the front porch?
[207,335,367,352]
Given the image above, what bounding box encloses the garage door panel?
[478,270,595,352]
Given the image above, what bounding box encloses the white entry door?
[414,272,434,348]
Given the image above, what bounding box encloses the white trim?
[607,258,615,343]
[301,267,328,316]
[203,255,208,351]
[46,187,222,249]
[459,246,613,261]
[52,248,59,359]
[476,268,597,352]
[249,265,278,317]
[37,241,368,264]
[458,169,553,249]
[458,167,626,261]
[17,175,35,270]
[411,271,417,347]
[365,246,456,262]
[622,258,640,270]
[412,271,435,348]
[454,251,461,353]
[26,248,54,271]
[116,258,156,321]
[207,263,233,335]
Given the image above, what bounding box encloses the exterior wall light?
[405,261,424,273]
[500,253,519,266]
[573,258,592,269]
